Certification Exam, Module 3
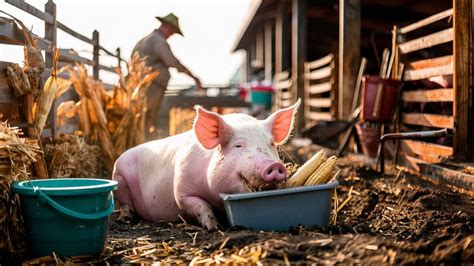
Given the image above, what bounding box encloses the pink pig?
[112,100,300,230]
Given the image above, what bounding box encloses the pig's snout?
[260,161,287,182]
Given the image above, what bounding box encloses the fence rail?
[3,0,123,78]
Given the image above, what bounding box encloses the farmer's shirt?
[132,30,187,88]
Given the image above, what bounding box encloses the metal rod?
[378,128,451,174]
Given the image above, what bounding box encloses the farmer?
[132,13,203,140]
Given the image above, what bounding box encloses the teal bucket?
[11,178,118,258]
[251,86,273,110]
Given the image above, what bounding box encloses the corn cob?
[304,156,337,186]
[287,149,326,187]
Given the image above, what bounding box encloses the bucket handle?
[36,190,114,220]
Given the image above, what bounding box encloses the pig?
[112,100,300,230]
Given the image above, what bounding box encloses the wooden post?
[44,0,56,68]
[453,0,473,161]
[275,1,290,75]
[292,0,307,134]
[338,0,361,119]
[264,20,273,81]
[92,30,99,80]
[116,47,121,68]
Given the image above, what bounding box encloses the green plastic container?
[11,178,118,258]
[251,86,273,110]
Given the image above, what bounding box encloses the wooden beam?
[338,0,361,119]
[92,30,99,80]
[399,28,453,54]
[401,113,454,129]
[399,8,453,34]
[275,1,290,75]
[44,0,57,68]
[453,0,473,161]
[5,0,54,24]
[402,88,453,102]
[419,163,474,192]
[264,20,272,81]
[292,0,307,133]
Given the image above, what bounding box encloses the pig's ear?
[193,105,233,149]
[265,99,301,145]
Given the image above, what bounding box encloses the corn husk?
[1,11,45,99]
[0,122,41,253]
[33,49,72,135]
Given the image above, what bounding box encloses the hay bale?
[44,134,103,178]
[0,122,40,253]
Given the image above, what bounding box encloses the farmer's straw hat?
[156,13,183,36]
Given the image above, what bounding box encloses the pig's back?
[134,131,195,220]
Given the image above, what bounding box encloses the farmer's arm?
[155,42,202,90]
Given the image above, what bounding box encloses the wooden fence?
[394,9,454,171]
[303,53,336,126]
[1,0,123,137]
[3,0,123,77]
[273,71,293,111]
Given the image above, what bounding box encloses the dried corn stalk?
[67,63,116,173]
[0,122,40,253]
[106,52,159,155]
[44,134,102,178]
[169,107,195,136]
[33,49,72,135]
[1,11,45,99]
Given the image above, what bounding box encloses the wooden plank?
[274,80,291,90]
[305,54,334,69]
[307,82,332,94]
[402,88,453,102]
[305,65,332,80]
[5,0,54,24]
[400,139,453,159]
[403,63,453,81]
[408,55,453,70]
[399,28,453,54]
[264,20,272,81]
[453,0,473,161]
[57,21,93,44]
[274,71,289,81]
[281,90,292,100]
[307,111,332,121]
[98,64,116,73]
[92,30,99,79]
[292,0,307,132]
[338,0,360,119]
[281,99,293,107]
[401,113,454,129]
[307,98,332,108]
[419,163,474,191]
[59,50,95,65]
[399,9,453,34]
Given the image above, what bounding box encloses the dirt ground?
[17,144,474,265]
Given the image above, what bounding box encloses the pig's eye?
[235,144,243,148]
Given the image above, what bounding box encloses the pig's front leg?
[179,196,218,231]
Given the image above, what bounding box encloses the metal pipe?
[378,128,451,174]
